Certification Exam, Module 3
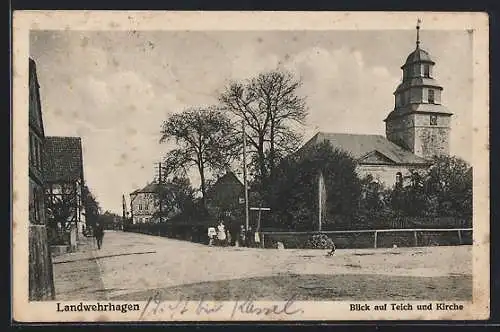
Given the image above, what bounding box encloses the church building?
[299,23,453,186]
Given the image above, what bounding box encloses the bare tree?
[160,106,239,206]
[219,70,308,188]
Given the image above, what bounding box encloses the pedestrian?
[217,221,227,247]
[246,226,253,247]
[94,221,104,250]
[238,225,246,247]
[254,230,261,248]
[207,226,216,246]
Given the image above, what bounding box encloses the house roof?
[300,132,430,166]
[44,136,84,182]
[130,182,173,195]
[206,171,244,197]
[29,58,45,137]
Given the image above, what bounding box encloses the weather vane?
[416,18,422,48]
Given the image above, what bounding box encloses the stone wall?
[357,164,428,187]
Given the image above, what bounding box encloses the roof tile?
[44,136,84,182]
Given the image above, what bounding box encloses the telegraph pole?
[122,194,126,226]
[242,120,250,232]
[158,162,163,223]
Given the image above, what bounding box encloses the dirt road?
[52,230,472,301]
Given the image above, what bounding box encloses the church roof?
[300,132,430,166]
[386,103,453,121]
[402,48,435,67]
[44,136,84,183]
[394,77,443,93]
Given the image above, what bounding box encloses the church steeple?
[384,23,453,159]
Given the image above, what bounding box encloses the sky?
[30,29,473,215]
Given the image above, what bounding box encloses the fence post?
[373,231,377,249]
[414,231,418,247]
[261,233,265,248]
[458,230,462,245]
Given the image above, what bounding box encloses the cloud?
[280,46,400,138]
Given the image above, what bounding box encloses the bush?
[304,234,335,249]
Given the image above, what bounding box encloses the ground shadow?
[110,273,472,302]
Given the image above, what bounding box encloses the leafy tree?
[45,185,78,235]
[219,70,308,192]
[160,107,239,206]
[153,176,197,220]
[97,211,121,229]
[269,141,361,230]
[389,155,472,219]
[82,185,100,227]
[424,155,472,218]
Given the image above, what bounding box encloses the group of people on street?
[207,221,261,248]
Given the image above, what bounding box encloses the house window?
[430,115,438,126]
[139,204,142,210]
[423,64,430,77]
[428,89,435,104]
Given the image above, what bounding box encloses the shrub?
[304,234,335,249]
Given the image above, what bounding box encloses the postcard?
[12,11,489,322]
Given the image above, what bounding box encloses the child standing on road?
[207,226,216,246]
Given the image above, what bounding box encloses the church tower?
[385,21,453,159]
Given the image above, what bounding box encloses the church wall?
[356,164,429,188]
[409,87,423,103]
[413,126,450,158]
[386,114,416,151]
[413,113,451,127]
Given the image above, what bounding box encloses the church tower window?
[428,89,435,104]
[423,64,430,77]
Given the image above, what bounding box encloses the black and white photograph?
[14,11,489,322]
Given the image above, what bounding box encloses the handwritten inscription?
[139,291,304,320]
[231,294,304,318]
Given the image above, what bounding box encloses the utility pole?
[318,171,325,232]
[122,194,126,225]
[158,162,163,223]
[242,120,250,232]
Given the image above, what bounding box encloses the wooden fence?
[29,225,55,301]
[261,228,473,249]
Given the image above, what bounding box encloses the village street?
[51,230,472,302]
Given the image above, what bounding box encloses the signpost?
[250,207,270,248]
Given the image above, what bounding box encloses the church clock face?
[430,115,438,126]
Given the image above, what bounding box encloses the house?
[28,57,55,300]
[205,171,246,217]
[43,136,86,240]
[129,182,178,224]
[298,25,452,187]
[29,58,46,225]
